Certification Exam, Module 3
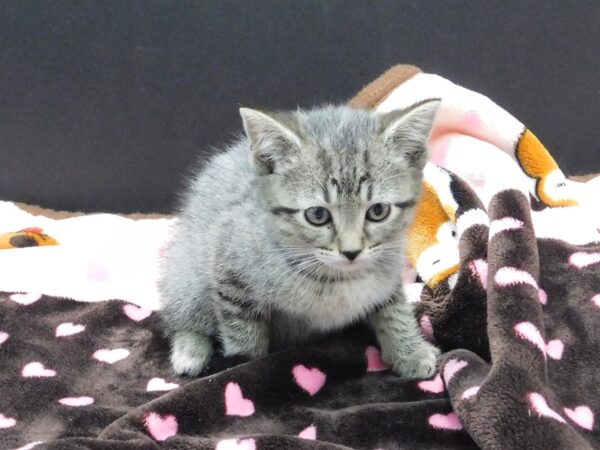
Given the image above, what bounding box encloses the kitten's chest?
[279,273,398,331]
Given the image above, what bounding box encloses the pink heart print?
[365,346,388,372]
[14,441,44,450]
[58,396,94,407]
[144,412,178,441]
[10,292,42,305]
[469,259,488,289]
[22,362,56,378]
[122,304,152,322]
[495,267,538,289]
[418,373,445,394]
[443,359,468,385]
[215,438,257,450]
[298,424,317,440]
[545,339,564,360]
[292,365,327,396]
[461,386,480,400]
[0,331,9,345]
[570,252,600,268]
[564,405,594,431]
[514,322,564,360]
[488,217,524,239]
[55,322,86,337]
[86,262,110,281]
[224,382,255,416]
[428,412,463,430]
[538,288,548,305]
[93,348,130,364]
[147,377,179,392]
[528,392,566,423]
[0,413,16,429]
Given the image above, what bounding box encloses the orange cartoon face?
[515,130,578,207]
[0,227,59,250]
[406,182,459,288]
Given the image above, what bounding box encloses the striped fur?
[159,102,441,377]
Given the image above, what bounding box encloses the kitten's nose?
[342,250,361,261]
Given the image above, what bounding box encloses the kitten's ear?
[378,99,441,169]
[239,107,302,175]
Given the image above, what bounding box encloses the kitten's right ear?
[239,108,302,175]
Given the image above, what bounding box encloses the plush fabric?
[1,66,599,449]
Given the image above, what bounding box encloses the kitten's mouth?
[325,258,368,272]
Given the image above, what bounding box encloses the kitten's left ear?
[379,99,441,169]
[239,107,302,175]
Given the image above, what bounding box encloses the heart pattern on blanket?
[22,362,56,377]
[428,412,463,430]
[14,441,44,450]
[86,263,110,282]
[0,331,8,345]
[0,413,16,428]
[55,322,86,337]
[122,304,152,322]
[10,292,42,305]
[298,424,317,440]
[469,259,488,289]
[514,322,564,360]
[443,359,468,384]
[292,365,327,396]
[144,412,178,442]
[224,382,255,416]
[58,396,94,407]
[489,217,524,239]
[569,252,600,269]
[528,393,566,423]
[495,267,538,289]
[365,346,388,372]
[215,438,257,450]
[564,406,594,431]
[93,348,130,364]
[418,373,445,394]
[538,288,548,305]
[461,386,480,400]
[147,377,179,392]
[591,294,600,308]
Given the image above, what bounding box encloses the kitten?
[159,100,441,378]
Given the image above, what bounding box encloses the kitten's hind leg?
[170,331,213,376]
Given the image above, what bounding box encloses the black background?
[1,0,598,213]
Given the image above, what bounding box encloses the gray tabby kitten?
[159,100,441,379]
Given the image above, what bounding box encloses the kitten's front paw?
[389,341,440,380]
[171,331,213,377]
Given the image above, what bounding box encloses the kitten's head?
[240,101,440,275]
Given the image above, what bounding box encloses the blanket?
[1,65,599,450]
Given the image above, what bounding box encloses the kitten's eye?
[366,202,391,222]
[304,206,332,226]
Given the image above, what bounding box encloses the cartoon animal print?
[515,129,578,207]
[0,227,59,250]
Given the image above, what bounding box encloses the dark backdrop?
[1,0,598,213]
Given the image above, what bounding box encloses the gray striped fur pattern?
[159,101,441,378]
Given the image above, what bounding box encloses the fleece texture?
[1,65,599,449]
